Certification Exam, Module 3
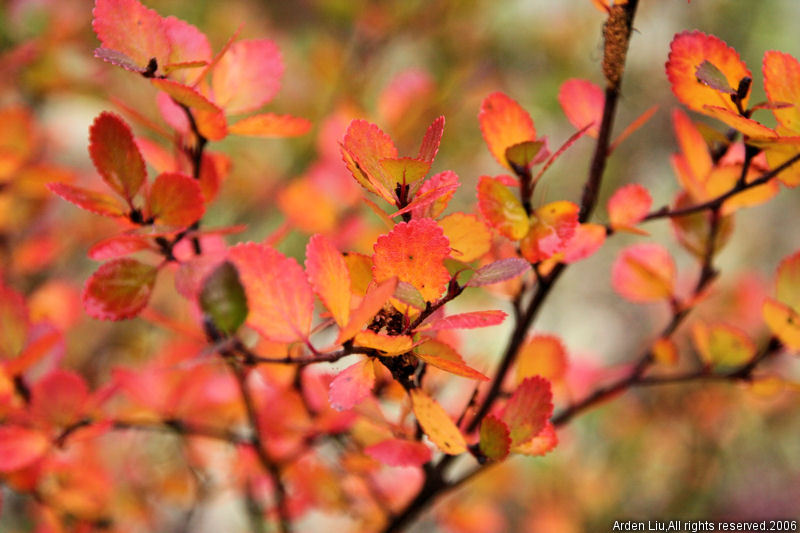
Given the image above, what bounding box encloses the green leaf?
[695,60,735,94]
[200,262,248,336]
[479,414,511,461]
[505,140,544,171]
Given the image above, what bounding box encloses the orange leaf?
[477,176,529,240]
[193,108,228,141]
[353,331,413,355]
[516,335,568,383]
[607,183,652,229]
[341,119,398,203]
[47,182,126,218]
[702,105,776,139]
[479,92,537,170]
[372,219,450,302]
[666,31,751,114]
[519,201,579,263]
[672,109,713,184]
[151,78,220,112]
[336,277,397,345]
[82,258,158,320]
[558,79,604,137]
[211,39,284,115]
[305,234,351,328]
[328,359,375,411]
[763,51,800,133]
[229,243,314,343]
[88,112,147,202]
[147,172,205,227]
[410,389,467,455]
[438,213,491,263]
[501,376,553,448]
[379,157,430,188]
[0,426,48,472]
[652,337,679,366]
[414,339,489,381]
[611,243,676,303]
[228,113,312,137]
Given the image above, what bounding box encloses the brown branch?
[225,357,292,533]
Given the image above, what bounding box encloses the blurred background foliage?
[1,0,800,531]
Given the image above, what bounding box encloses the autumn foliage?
[2,0,800,531]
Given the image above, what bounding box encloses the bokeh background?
[2,0,800,531]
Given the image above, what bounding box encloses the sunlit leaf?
[410,389,467,455]
[353,331,413,355]
[763,298,800,351]
[421,310,506,332]
[336,277,397,344]
[479,92,537,170]
[763,51,800,132]
[417,115,445,163]
[477,176,529,241]
[229,242,313,343]
[306,234,351,328]
[92,0,171,72]
[607,183,652,230]
[47,182,126,218]
[438,213,491,263]
[516,335,568,383]
[519,201,579,263]
[691,321,756,367]
[229,113,312,137]
[372,219,450,302]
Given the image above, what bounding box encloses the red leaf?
[83,258,158,320]
[229,113,312,137]
[611,243,676,303]
[501,376,553,448]
[211,39,284,114]
[88,112,147,202]
[558,223,606,264]
[365,438,432,467]
[88,234,154,260]
[147,172,205,227]
[0,426,48,472]
[228,242,314,343]
[422,310,506,331]
[479,415,511,461]
[417,115,445,163]
[479,92,537,170]
[558,79,604,137]
[372,219,450,303]
[31,370,89,428]
[92,0,171,72]
[306,234,351,328]
[47,182,126,218]
[329,359,375,411]
[467,258,531,287]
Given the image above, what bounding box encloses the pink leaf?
[329,359,375,411]
[211,39,284,114]
[365,438,432,467]
[422,310,507,331]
